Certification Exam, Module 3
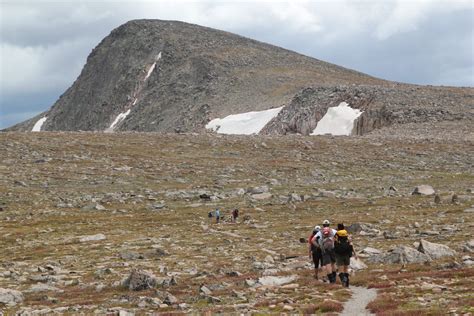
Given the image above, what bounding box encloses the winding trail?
[340,286,377,316]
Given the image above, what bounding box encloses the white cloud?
[1,39,89,95]
[374,0,473,40]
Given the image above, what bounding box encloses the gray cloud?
[1,0,472,129]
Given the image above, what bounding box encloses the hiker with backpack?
[308,225,322,279]
[232,208,239,223]
[312,220,337,283]
[334,223,356,287]
[215,208,221,224]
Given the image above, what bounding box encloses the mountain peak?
[6,19,473,135]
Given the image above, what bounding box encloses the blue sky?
[1,0,473,129]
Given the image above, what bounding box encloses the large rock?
[418,239,456,259]
[412,185,435,196]
[372,246,431,264]
[247,186,269,194]
[251,193,272,200]
[463,239,474,253]
[346,223,374,234]
[122,269,157,291]
[27,284,63,293]
[79,233,106,242]
[350,257,368,271]
[0,288,24,306]
[258,275,297,286]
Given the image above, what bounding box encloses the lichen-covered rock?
[370,246,431,264]
[418,239,456,259]
[122,269,157,291]
[0,288,24,306]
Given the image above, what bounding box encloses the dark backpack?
[334,236,353,256]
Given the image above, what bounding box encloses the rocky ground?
[0,129,473,315]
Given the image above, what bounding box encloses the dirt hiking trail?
[340,286,377,316]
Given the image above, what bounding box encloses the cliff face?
[261,85,473,136]
[6,19,473,134]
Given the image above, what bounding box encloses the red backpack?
[321,227,334,251]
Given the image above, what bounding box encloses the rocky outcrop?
[261,85,473,136]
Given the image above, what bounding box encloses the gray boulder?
[372,246,431,264]
[349,257,368,271]
[346,222,376,234]
[463,239,474,252]
[418,239,456,259]
[251,193,272,200]
[164,292,178,305]
[79,233,106,242]
[122,269,157,291]
[247,186,269,194]
[0,288,24,306]
[412,185,435,196]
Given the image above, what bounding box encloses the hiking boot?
[327,273,335,283]
[338,272,345,284]
[344,273,350,287]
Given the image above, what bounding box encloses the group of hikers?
[208,207,239,224]
[308,220,356,287]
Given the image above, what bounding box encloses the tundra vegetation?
[0,129,473,315]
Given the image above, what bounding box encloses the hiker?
[334,223,356,287]
[208,210,213,222]
[232,208,239,222]
[308,225,322,279]
[215,208,221,224]
[313,219,337,283]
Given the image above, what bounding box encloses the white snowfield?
[106,52,162,132]
[105,109,131,132]
[144,52,162,81]
[32,116,47,132]
[205,107,283,135]
[311,102,363,136]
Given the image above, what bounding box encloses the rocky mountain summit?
[6,19,473,134]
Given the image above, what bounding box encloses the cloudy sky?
[1,0,473,129]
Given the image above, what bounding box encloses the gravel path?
[340,286,377,316]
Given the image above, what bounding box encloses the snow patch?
[144,52,162,81]
[205,107,283,135]
[311,102,363,136]
[105,109,131,132]
[32,116,47,132]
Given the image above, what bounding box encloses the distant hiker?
[208,211,213,222]
[314,219,337,283]
[215,208,221,224]
[308,225,322,279]
[334,223,356,287]
[232,208,239,223]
